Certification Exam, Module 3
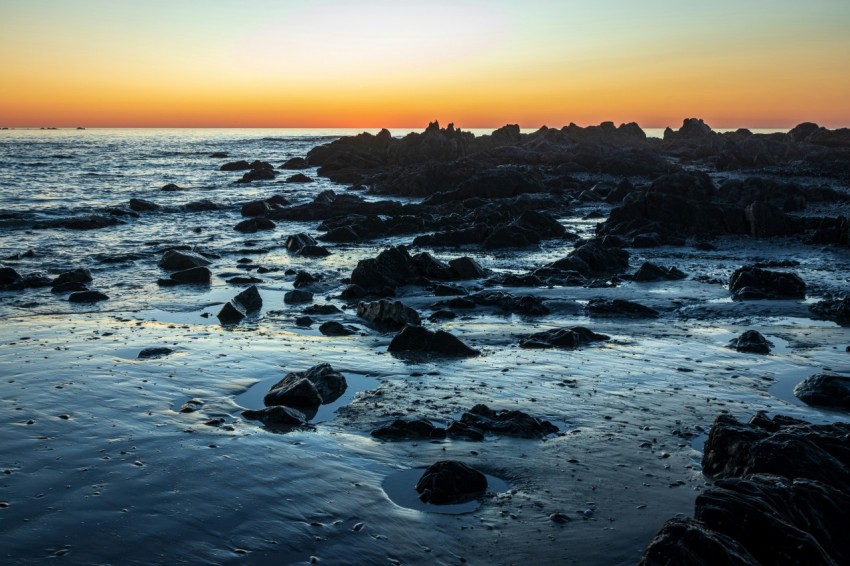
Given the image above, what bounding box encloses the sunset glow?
[2,0,849,128]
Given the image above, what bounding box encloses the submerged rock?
[388,325,479,357]
[52,268,93,286]
[728,330,772,354]
[242,406,307,428]
[234,218,276,233]
[586,298,659,318]
[793,373,850,409]
[318,321,356,336]
[415,460,488,505]
[371,417,447,440]
[68,290,108,303]
[728,265,806,300]
[138,347,174,359]
[519,327,609,349]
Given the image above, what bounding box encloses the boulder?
[138,347,174,359]
[160,183,181,192]
[284,290,313,304]
[220,160,252,171]
[318,321,356,336]
[242,406,307,427]
[233,285,262,311]
[793,373,850,409]
[286,173,312,183]
[129,198,159,212]
[265,363,347,406]
[297,245,331,257]
[293,271,318,288]
[236,168,276,183]
[52,268,93,286]
[167,267,212,285]
[633,262,687,282]
[357,299,421,328]
[548,241,629,276]
[809,297,850,325]
[217,301,246,324]
[351,246,421,290]
[183,199,219,212]
[388,325,479,357]
[469,291,549,315]
[51,281,88,293]
[728,266,806,300]
[586,298,659,318]
[448,257,486,279]
[415,460,488,505]
[728,330,772,354]
[639,516,759,566]
[0,266,21,286]
[240,200,272,217]
[263,377,322,409]
[371,417,447,440]
[285,233,318,253]
[280,157,309,169]
[234,218,275,233]
[68,290,108,303]
[158,250,211,271]
[456,404,558,438]
[745,201,797,237]
[519,326,609,349]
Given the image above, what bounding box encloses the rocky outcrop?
[793,373,850,409]
[350,246,485,292]
[451,404,558,439]
[357,299,421,328]
[519,326,609,349]
[728,265,806,300]
[809,297,850,325]
[415,460,488,505]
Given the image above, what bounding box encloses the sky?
[1,0,849,129]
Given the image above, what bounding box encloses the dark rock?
[321,225,360,242]
[0,266,21,285]
[728,266,806,300]
[242,406,307,427]
[434,284,466,296]
[586,298,659,318]
[234,218,276,233]
[457,404,558,438]
[158,250,211,271]
[295,316,313,326]
[183,199,219,212]
[240,200,272,217]
[469,291,549,315]
[236,168,276,183]
[745,201,797,237]
[226,276,262,284]
[809,297,850,325]
[415,460,488,505]
[129,198,160,212]
[388,325,479,357]
[265,363,347,406]
[160,183,181,192]
[286,173,312,183]
[319,321,355,336]
[351,246,421,290]
[357,299,421,328]
[448,257,486,280]
[68,290,109,303]
[445,421,485,441]
[293,271,318,288]
[137,347,174,359]
[280,157,309,170]
[220,160,252,171]
[519,326,609,349]
[297,245,331,257]
[217,301,246,324]
[284,290,313,304]
[168,267,212,285]
[639,516,759,566]
[209,152,228,158]
[633,262,687,281]
[371,417,447,440]
[429,310,457,321]
[52,268,93,286]
[285,233,318,253]
[302,304,342,315]
[233,285,262,311]
[340,284,368,300]
[793,373,850,409]
[18,272,52,288]
[51,281,87,293]
[413,252,455,280]
[728,330,772,354]
[548,241,629,276]
[263,377,322,409]
[56,215,120,230]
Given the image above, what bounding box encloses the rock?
[286,173,312,183]
[728,265,806,300]
[217,301,246,324]
[456,404,558,438]
[371,417,447,440]
[160,183,181,192]
[226,276,262,285]
[633,262,687,281]
[182,199,219,212]
[234,218,276,233]
[388,325,479,357]
[284,290,313,304]
[263,377,322,410]
[809,297,850,325]
[158,250,211,271]
[297,245,331,257]
[0,266,21,286]
[415,461,488,505]
[793,373,850,409]
[236,168,276,183]
[340,284,368,300]
[548,241,629,276]
[241,406,307,427]
[728,330,772,354]
[413,252,455,280]
[586,298,659,318]
[745,201,796,237]
[285,233,318,253]
[265,363,347,406]
[52,268,93,286]
[68,290,109,303]
[639,516,759,566]
[210,152,228,158]
[295,316,313,326]
[138,347,174,359]
[129,198,159,212]
[280,157,309,169]
[233,285,263,311]
[434,284,466,296]
[519,326,609,349]
[321,225,360,242]
[469,291,549,315]
[319,321,355,336]
[240,200,272,217]
[302,304,341,315]
[357,299,421,328]
[351,246,421,290]
[220,160,252,171]
[51,281,87,293]
[448,257,486,279]
[445,421,485,441]
[293,271,318,288]
[167,267,212,285]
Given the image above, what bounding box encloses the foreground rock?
[158,266,212,286]
[586,298,659,318]
[728,265,806,300]
[371,417,447,440]
[388,325,479,357]
[809,296,850,325]
[639,516,758,566]
[68,290,108,303]
[793,373,850,409]
[357,299,421,329]
[727,330,772,354]
[217,285,263,324]
[241,406,307,428]
[158,249,212,271]
[264,363,347,411]
[415,460,488,505]
[451,404,559,439]
[519,327,609,349]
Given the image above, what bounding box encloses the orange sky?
[2,0,849,129]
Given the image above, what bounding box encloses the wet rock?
[217,301,246,324]
[226,276,262,284]
[280,157,309,169]
[161,183,181,192]
[240,200,272,217]
[371,417,447,440]
[702,414,850,492]
[433,284,466,296]
[284,289,313,304]
[357,299,421,328]
[263,377,322,410]
[0,266,21,285]
[293,271,318,288]
[52,268,93,287]
[242,406,307,427]
[297,245,331,257]
[129,198,160,212]
[303,304,341,315]
[233,285,263,311]
[17,272,52,288]
[586,298,659,318]
[138,347,174,359]
[548,240,629,276]
[183,199,219,212]
[728,330,772,354]
[210,152,228,158]
[745,201,797,237]
[220,160,252,171]
[68,290,109,303]
[158,250,211,271]
[286,173,312,183]
[319,321,356,336]
[51,281,88,293]
[234,218,276,233]
[633,262,687,282]
[728,265,806,300]
[456,404,558,438]
[448,257,486,280]
[236,168,276,183]
[351,246,422,290]
[165,266,212,285]
[56,214,121,230]
[321,225,359,242]
[809,297,850,325]
[295,316,313,326]
[265,363,347,406]
[285,233,318,253]
[639,516,759,566]
[469,291,549,315]
[340,284,368,300]
[445,421,485,441]
[388,325,479,357]
[793,373,850,409]
[415,460,488,505]
[519,326,609,349]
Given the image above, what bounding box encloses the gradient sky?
[1,0,849,128]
